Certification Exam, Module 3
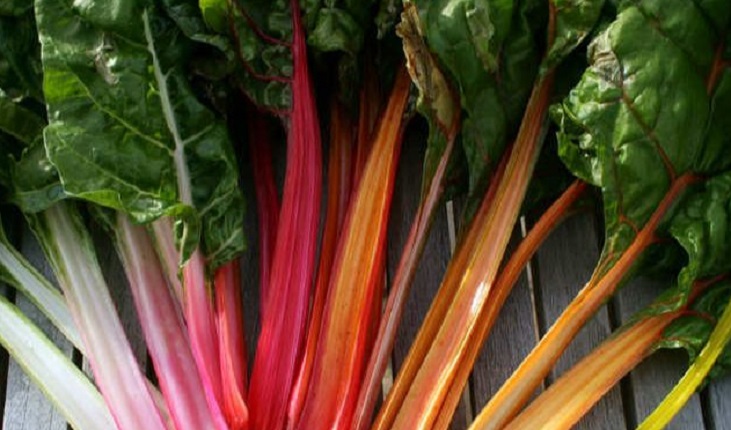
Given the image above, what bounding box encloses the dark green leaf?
[397,4,460,197]
[0,90,45,145]
[659,281,731,382]
[9,138,66,213]
[554,0,731,267]
[543,0,606,72]
[375,0,400,39]
[36,0,245,268]
[0,12,43,100]
[0,0,31,17]
[669,172,731,299]
[412,0,542,220]
[212,0,293,110]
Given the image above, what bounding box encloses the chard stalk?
[248,1,323,427]
[0,294,115,430]
[475,173,699,430]
[295,66,411,430]
[500,278,719,430]
[373,143,512,430]
[184,249,225,411]
[151,218,224,423]
[151,218,184,305]
[433,180,588,430]
[32,202,166,430]
[352,111,458,430]
[638,292,731,429]
[116,214,229,430]
[373,61,555,428]
[503,313,673,430]
[214,260,250,430]
[0,229,82,350]
[288,99,355,426]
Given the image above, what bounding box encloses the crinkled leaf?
[164,0,231,52]
[308,0,378,103]
[553,0,731,268]
[218,0,376,110]
[307,1,374,56]
[0,136,19,196]
[397,3,460,197]
[0,12,43,100]
[0,90,44,145]
[542,0,606,72]
[658,281,731,382]
[413,0,542,220]
[0,91,53,209]
[668,172,731,300]
[9,138,66,213]
[375,0,400,39]
[210,0,293,111]
[163,0,235,83]
[0,0,31,16]
[36,0,245,268]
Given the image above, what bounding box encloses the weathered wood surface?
[2,136,730,430]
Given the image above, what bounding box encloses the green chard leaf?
[667,171,731,301]
[659,281,731,381]
[543,0,606,72]
[376,0,401,39]
[397,3,460,197]
[0,0,31,16]
[410,0,603,221]
[0,90,45,145]
[0,10,43,100]
[308,0,379,103]
[213,0,377,110]
[206,0,293,111]
[410,0,540,219]
[0,89,57,211]
[307,0,375,56]
[553,0,731,272]
[35,0,245,268]
[9,138,66,213]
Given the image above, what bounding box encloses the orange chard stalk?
[476,173,699,430]
[370,5,560,427]
[372,63,556,430]
[247,1,323,428]
[288,98,355,426]
[247,108,279,318]
[214,260,249,430]
[432,180,588,430]
[352,7,461,428]
[505,314,674,430]
[495,277,720,430]
[294,66,412,430]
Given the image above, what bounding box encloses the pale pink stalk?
[116,214,228,430]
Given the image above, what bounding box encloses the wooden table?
[2,131,730,429]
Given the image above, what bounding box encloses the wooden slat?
[615,277,705,429]
[531,212,627,429]
[707,376,731,430]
